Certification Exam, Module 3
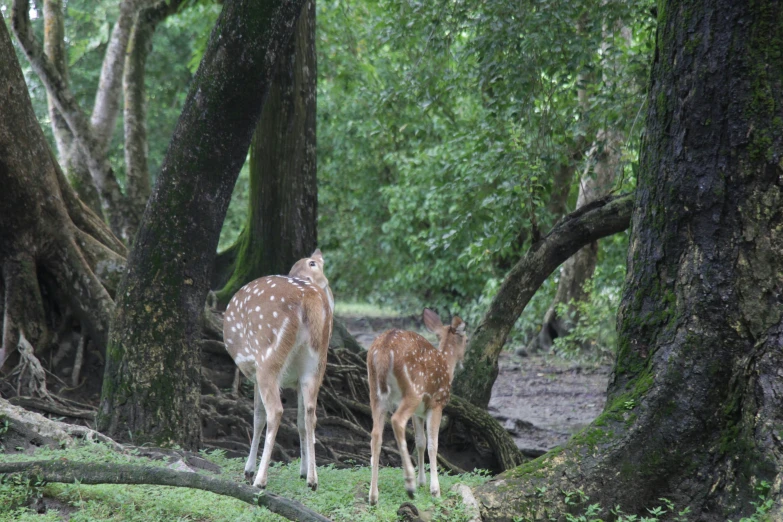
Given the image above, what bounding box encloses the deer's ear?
[311,248,324,263]
[423,308,443,335]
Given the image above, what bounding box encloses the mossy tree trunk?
[214,0,317,304]
[474,2,783,519]
[452,194,632,408]
[97,0,307,449]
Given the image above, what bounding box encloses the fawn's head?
[289,249,329,289]
[422,308,467,371]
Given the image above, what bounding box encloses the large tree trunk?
[97,0,308,450]
[474,2,783,519]
[452,194,632,408]
[12,0,153,242]
[214,0,317,304]
[0,14,125,372]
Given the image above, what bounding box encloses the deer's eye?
[309,261,317,267]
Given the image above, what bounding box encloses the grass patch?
[0,443,489,521]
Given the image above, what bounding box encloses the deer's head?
[289,249,329,289]
[422,308,467,372]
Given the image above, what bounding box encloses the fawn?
[366,309,467,505]
[223,249,334,490]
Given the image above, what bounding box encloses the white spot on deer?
[270,296,275,301]
[273,311,278,318]
[281,298,285,303]
[226,339,234,344]
[271,284,276,288]
[255,306,261,312]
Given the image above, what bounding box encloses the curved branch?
[453,193,634,408]
[0,460,332,522]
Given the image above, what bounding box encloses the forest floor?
[339,313,612,456]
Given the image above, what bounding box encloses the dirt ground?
[340,315,611,456]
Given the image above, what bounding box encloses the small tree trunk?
[524,130,621,353]
[215,0,317,306]
[123,1,185,241]
[474,2,783,518]
[98,0,308,449]
[41,0,104,217]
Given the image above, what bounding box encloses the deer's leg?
[300,375,320,490]
[369,395,386,505]
[426,407,443,498]
[245,381,267,482]
[412,415,426,487]
[297,387,308,479]
[253,375,283,489]
[391,397,419,499]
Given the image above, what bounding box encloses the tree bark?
[215,0,317,307]
[98,0,308,450]
[452,194,633,408]
[474,2,783,519]
[0,14,123,370]
[0,460,332,522]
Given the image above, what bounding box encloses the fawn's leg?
[412,416,426,487]
[369,398,386,505]
[391,397,420,499]
[300,375,320,490]
[253,374,283,489]
[245,382,267,482]
[297,387,308,479]
[426,408,443,497]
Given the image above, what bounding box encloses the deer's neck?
[438,339,459,383]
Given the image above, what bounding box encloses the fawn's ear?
[423,308,444,335]
[311,248,324,263]
[452,316,466,335]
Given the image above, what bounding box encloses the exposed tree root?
[0,460,332,522]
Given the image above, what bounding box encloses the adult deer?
[223,249,334,490]
[367,309,467,505]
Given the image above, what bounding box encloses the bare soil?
[340,315,612,456]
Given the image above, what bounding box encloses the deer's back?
[224,275,332,382]
[368,329,451,411]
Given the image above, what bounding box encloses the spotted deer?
[223,249,334,490]
[366,309,467,505]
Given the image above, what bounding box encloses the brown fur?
[366,309,467,505]
[223,249,333,490]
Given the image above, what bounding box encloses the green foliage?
[552,261,626,360]
[315,0,654,327]
[0,443,490,522]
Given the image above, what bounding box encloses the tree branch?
[0,460,333,522]
[453,193,634,408]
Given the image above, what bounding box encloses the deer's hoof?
[406,488,415,499]
[308,481,318,491]
[430,487,441,498]
[244,471,254,484]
